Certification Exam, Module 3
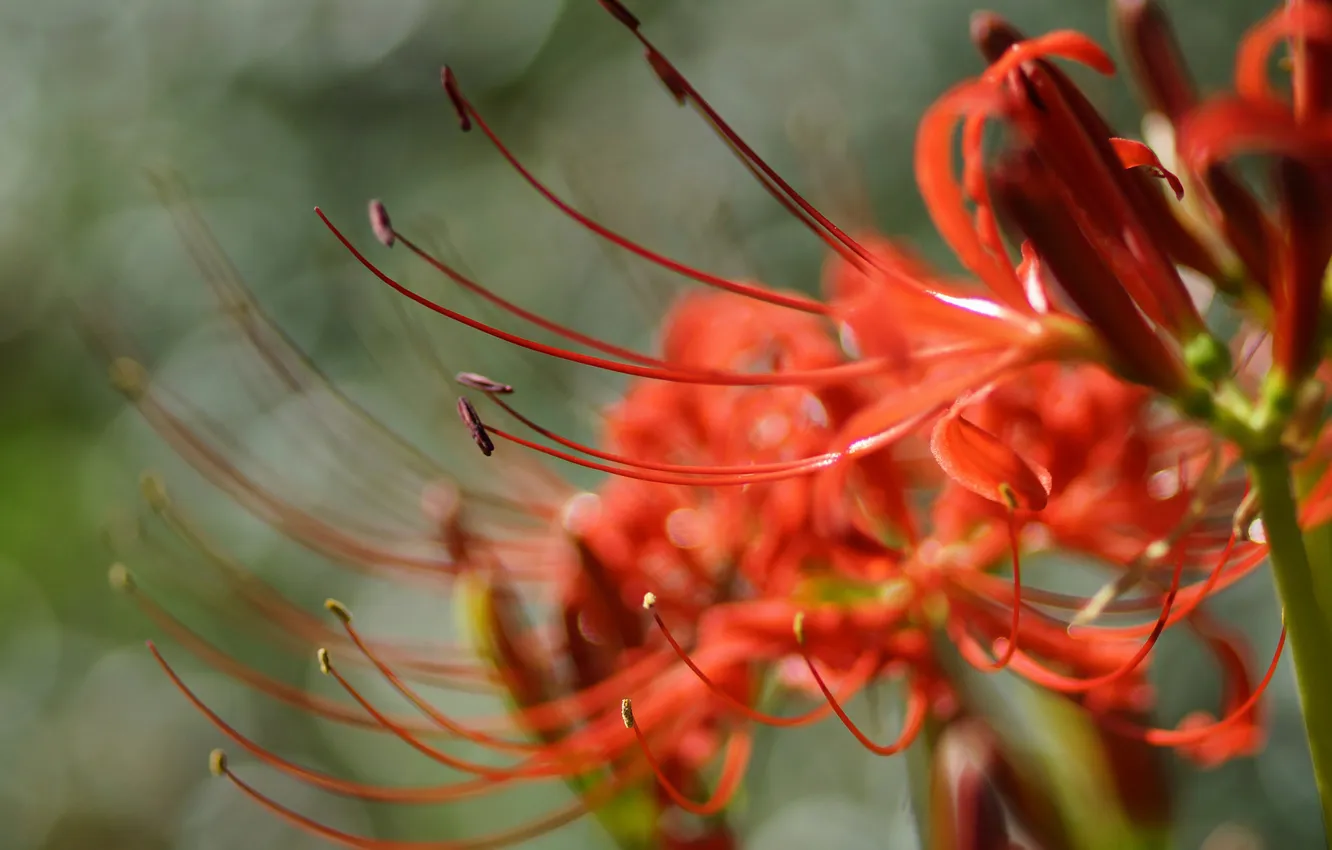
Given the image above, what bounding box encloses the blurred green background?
[0,0,1312,847]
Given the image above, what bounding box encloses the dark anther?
[457,396,495,456]
[645,49,688,105]
[441,67,472,132]
[368,200,395,247]
[598,0,641,30]
[456,372,514,394]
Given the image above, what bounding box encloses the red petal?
[1110,137,1185,200]
[930,406,1052,510]
[1177,96,1332,171]
[980,30,1117,83]
[1235,2,1332,115]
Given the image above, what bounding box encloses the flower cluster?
[105,0,1332,846]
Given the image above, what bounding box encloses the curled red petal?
[1110,138,1184,200]
[930,406,1052,510]
[981,30,1117,83]
[1234,2,1332,114]
[1177,96,1332,172]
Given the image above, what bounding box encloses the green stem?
[1249,453,1332,842]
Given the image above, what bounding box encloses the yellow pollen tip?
[317,647,331,674]
[620,698,635,729]
[208,749,227,776]
[997,482,1019,511]
[108,357,148,399]
[642,592,656,610]
[793,611,806,645]
[139,471,169,511]
[324,599,352,623]
[1143,539,1170,563]
[108,563,135,593]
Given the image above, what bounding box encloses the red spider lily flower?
[921,362,1279,761]
[108,234,1281,847]
[100,2,1330,846]
[1117,0,1332,386]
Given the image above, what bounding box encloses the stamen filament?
[150,643,505,803]
[334,615,541,752]
[581,13,879,269]
[620,698,753,816]
[797,648,927,755]
[321,207,935,387]
[966,512,1023,671]
[999,549,1187,692]
[645,599,875,726]
[210,750,635,849]
[1098,627,1286,746]
[434,80,829,314]
[392,232,682,365]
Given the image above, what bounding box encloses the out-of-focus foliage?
[0,1,1310,848]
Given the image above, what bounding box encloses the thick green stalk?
[1248,453,1332,841]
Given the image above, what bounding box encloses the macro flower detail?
[100,0,1332,846]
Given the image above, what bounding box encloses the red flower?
[1119,0,1332,385]
[101,2,1326,846]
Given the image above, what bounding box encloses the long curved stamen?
[793,618,926,755]
[1098,626,1286,746]
[128,389,483,574]
[483,393,874,482]
[432,80,829,314]
[144,495,495,686]
[390,230,672,365]
[312,626,665,767]
[153,178,467,492]
[151,643,509,804]
[318,648,610,780]
[478,404,940,485]
[491,393,834,470]
[998,550,1187,692]
[117,573,460,733]
[1071,531,1240,639]
[966,511,1024,671]
[321,207,939,387]
[620,699,753,816]
[207,748,640,850]
[586,7,878,269]
[328,604,540,752]
[644,595,874,726]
